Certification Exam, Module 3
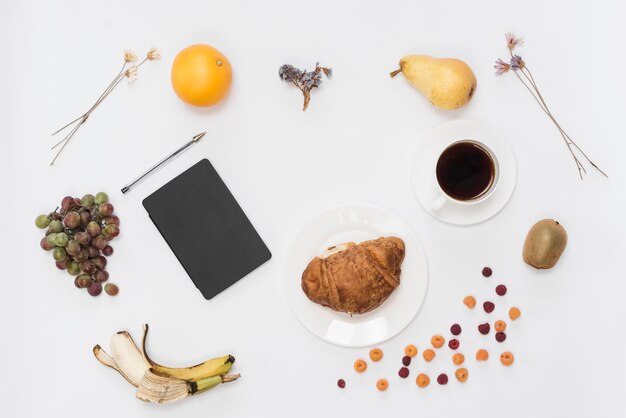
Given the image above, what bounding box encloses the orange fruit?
[171,44,232,107]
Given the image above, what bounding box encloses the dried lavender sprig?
[279,62,331,111]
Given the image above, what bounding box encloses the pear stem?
[389,68,402,78]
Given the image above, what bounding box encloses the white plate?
[284,204,428,347]
[411,120,517,226]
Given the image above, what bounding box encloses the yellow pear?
[390,55,477,110]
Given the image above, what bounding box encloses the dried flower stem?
[508,50,605,178]
[495,35,606,179]
[50,50,158,165]
[279,63,332,111]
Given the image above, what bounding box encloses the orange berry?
[455,367,469,383]
[495,320,507,332]
[404,344,418,357]
[476,349,489,361]
[369,348,383,362]
[452,353,465,365]
[463,295,477,309]
[509,307,521,320]
[500,351,514,366]
[376,378,389,391]
[431,335,445,348]
[354,359,367,373]
[416,373,430,388]
[423,349,436,362]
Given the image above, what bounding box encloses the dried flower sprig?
[279,63,332,111]
[495,34,606,179]
[50,47,161,165]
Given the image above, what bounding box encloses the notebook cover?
[142,159,271,299]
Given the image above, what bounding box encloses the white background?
[1,1,624,417]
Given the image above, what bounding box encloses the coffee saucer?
[410,120,517,226]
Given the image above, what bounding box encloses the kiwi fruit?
[523,219,567,269]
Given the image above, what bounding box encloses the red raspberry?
[448,339,460,350]
[495,332,507,342]
[437,373,448,385]
[450,323,462,336]
[482,267,493,277]
[402,355,411,366]
[337,379,346,388]
[496,284,507,296]
[483,301,495,313]
[399,367,410,378]
[478,322,491,335]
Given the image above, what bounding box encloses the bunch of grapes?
[35,192,120,297]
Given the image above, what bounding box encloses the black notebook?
[142,159,271,299]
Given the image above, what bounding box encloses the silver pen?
[121,131,206,194]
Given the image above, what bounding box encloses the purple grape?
[74,231,91,246]
[87,246,99,258]
[104,215,120,226]
[55,259,69,270]
[88,281,102,296]
[80,260,96,274]
[80,210,92,226]
[92,235,107,250]
[94,270,109,283]
[40,237,54,251]
[74,248,89,262]
[98,203,114,217]
[102,245,114,256]
[93,255,107,270]
[61,196,74,211]
[76,274,91,288]
[63,212,81,229]
[103,224,120,240]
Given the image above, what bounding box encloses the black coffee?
[436,141,495,201]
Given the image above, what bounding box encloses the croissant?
[301,237,405,315]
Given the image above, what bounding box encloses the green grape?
[54,232,69,247]
[52,247,67,262]
[46,233,58,246]
[95,192,109,205]
[48,220,63,233]
[86,221,101,237]
[67,261,81,276]
[81,194,95,207]
[66,240,81,256]
[35,214,50,229]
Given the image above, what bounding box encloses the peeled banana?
[93,324,240,404]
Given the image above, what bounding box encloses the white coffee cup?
[431,139,500,212]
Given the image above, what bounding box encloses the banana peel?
[93,324,240,404]
[140,324,235,381]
